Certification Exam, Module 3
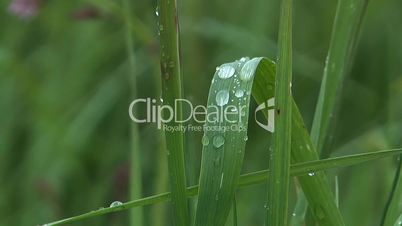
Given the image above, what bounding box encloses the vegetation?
[1,0,401,225]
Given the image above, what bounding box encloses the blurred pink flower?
[8,0,40,19]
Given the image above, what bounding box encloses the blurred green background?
[0,0,401,225]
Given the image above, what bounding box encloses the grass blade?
[232,195,238,226]
[290,180,308,226]
[251,58,345,225]
[381,157,402,226]
[158,0,189,225]
[267,0,293,225]
[311,0,370,157]
[392,213,402,226]
[41,148,402,226]
[122,0,143,225]
[194,59,255,226]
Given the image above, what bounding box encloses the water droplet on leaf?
[213,135,225,148]
[217,65,235,79]
[202,135,209,146]
[235,89,244,98]
[240,59,256,81]
[110,201,123,208]
[216,90,229,106]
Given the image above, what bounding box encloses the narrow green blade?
[311,0,370,157]
[251,58,345,225]
[41,148,402,225]
[158,0,189,225]
[194,58,255,226]
[267,0,293,224]
[382,157,402,226]
[392,213,402,226]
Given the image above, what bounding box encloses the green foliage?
[158,0,190,225]
[43,148,402,225]
[267,0,293,225]
[1,0,402,225]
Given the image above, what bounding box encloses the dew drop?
[240,59,257,81]
[213,135,225,148]
[216,90,229,106]
[155,6,159,16]
[243,135,248,141]
[235,89,244,98]
[239,57,249,62]
[110,201,123,208]
[202,135,209,146]
[217,65,235,79]
[308,172,315,177]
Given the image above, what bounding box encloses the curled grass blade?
[194,59,255,226]
[41,148,402,226]
[251,58,345,225]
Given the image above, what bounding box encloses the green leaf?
[122,0,143,225]
[382,157,402,226]
[267,0,293,225]
[194,58,255,226]
[251,57,345,225]
[194,54,342,226]
[296,1,370,224]
[311,0,370,157]
[392,213,402,226]
[41,148,402,226]
[158,0,189,225]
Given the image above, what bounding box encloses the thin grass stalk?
[381,156,402,226]
[157,0,189,225]
[232,195,238,226]
[293,1,370,223]
[123,0,143,225]
[266,0,293,224]
[42,149,402,226]
[311,0,370,157]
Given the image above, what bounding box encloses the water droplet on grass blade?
[239,57,249,62]
[217,65,235,79]
[216,90,229,106]
[202,135,209,146]
[308,172,315,176]
[240,59,257,81]
[110,201,123,207]
[235,89,244,98]
[213,135,225,148]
